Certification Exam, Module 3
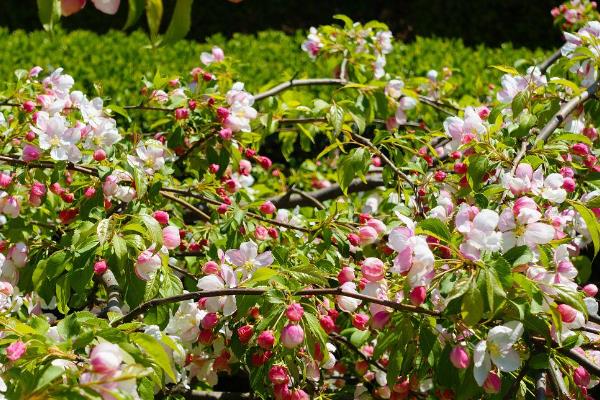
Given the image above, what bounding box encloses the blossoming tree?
[3,0,600,398]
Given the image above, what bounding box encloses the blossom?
[102,171,136,203]
[387,223,435,288]
[281,324,304,348]
[197,264,238,316]
[224,241,273,279]
[91,0,120,15]
[127,139,166,175]
[385,79,404,99]
[6,340,26,361]
[224,102,257,133]
[336,281,362,312]
[361,257,385,282]
[31,112,82,163]
[473,321,523,386]
[42,68,74,97]
[450,346,470,369]
[456,207,502,260]
[165,300,206,343]
[531,171,567,204]
[22,144,41,162]
[443,107,486,149]
[301,27,323,59]
[90,342,122,374]
[134,246,163,281]
[83,118,121,150]
[201,46,225,65]
[497,67,547,104]
[162,226,181,250]
[498,197,555,250]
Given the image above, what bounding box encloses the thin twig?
[254,78,348,102]
[159,190,211,222]
[329,332,386,372]
[289,187,325,210]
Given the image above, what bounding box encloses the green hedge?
[0,28,550,106]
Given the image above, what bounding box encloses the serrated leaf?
[416,218,451,242]
[569,201,600,256]
[97,218,113,245]
[461,285,483,326]
[132,333,176,381]
[140,214,163,249]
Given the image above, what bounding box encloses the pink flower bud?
[352,313,370,330]
[30,181,46,197]
[94,260,108,275]
[22,144,41,162]
[0,173,12,188]
[6,340,26,361]
[259,201,276,215]
[162,226,181,249]
[450,346,470,369]
[217,107,230,121]
[254,226,269,241]
[93,149,107,161]
[583,284,598,297]
[483,371,501,394]
[268,227,279,239]
[281,324,304,349]
[560,167,575,178]
[90,343,122,374]
[135,248,162,281]
[22,101,36,113]
[217,203,229,214]
[562,177,576,192]
[478,106,490,119]
[557,303,577,323]
[83,187,96,198]
[434,170,447,182]
[357,226,378,245]
[201,312,219,330]
[258,156,272,170]
[347,233,360,246]
[371,156,382,167]
[175,108,190,120]
[257,330,275,349]
[268,365,290,385]
[202,261,219,275]
[319,315,336,333]
[153,210,170,225]
[288,389,309,400]
[371,311,391,330]
[50,182,64,195]
[513,196,537,216]
[572,143,590,156]
[285,303,304,322]
[366,218,386,234]
[361,257,385,282]
[410,286,427,306]
[209,163,220,173]
[574,366,591,387]
[584,127,598,141]
[239,159,252,176]
[2,196,20,218]
[29,66,43,77]
[338,266,355,285]
[0,282,13,296]
[219,128,233,140]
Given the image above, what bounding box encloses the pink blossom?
[134,247,162,281]
[224,241,273,279]
[301,27,323,59]
[557,304,577,323]
[201,312,219,330]
[22,144,41,162]
[357,226,378,245]
[90,342,122,374]
[320,315,336,333]
[361,257,385,282]
[574,366,591,387]
[338,266,355,284]
[268,365,290,385]
[94,259,108,275]
[153,210,169,225]
[410,286,427,306]
[352,313,370,330]
[257,330,275,349]
[281,324,304,348]
[288,389,310,400]
[7,242,27,268]
[254,226,269,241]
[6,340,26,361]
[583,284,598,297]
[366,218,386,234]
[162,226,181,250]
[61,0,86,16]
[202,260,220,275]
[483,371,501,393]
[259,201,276,215]
[91,0,120,15]
[388,224,435,288]
[286,303,304,322]
[174,108,189,120]
[201,46,225,65]
[371,311,391,330]
[498,197,555,250]
[443,107,485,149]
[450,346,470,369]
[239,159,252,176]
[0,173,12,188]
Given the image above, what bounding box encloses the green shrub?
[0,28,551,107]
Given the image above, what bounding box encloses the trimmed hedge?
[0,28,550,107]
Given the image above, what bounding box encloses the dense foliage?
[2,1,600,400]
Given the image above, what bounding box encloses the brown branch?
[539,49,563,74]
[254,78,348,101]
[558,348,600,377]
[548,358,570,400]
[111,286,440,326]
[535,372,547,400]
[159,190,211,222]
[269,174,384,208]
[122,104,175,112]
[290,187,325,210]
[98,269,122,317]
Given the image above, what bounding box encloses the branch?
[548,358,569,399]
[535,372,547,400]
[98,269,122,317]
[159,190,211,222]
[558,348,600,377]
[111,286,440,326]
[511,77,600,169]
[0,155,98,176]
[269,174,384,208]
[122,104,175,112]
[254,78,347,102]
[289,186,325,210]
[539,49,563,75]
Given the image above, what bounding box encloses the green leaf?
[503,245,533,266]
[461,285,483,326]
[112,235,128,265]
[416,218,452,242]
[569,201,600,256]
[132,333,176,381]
[37,0,61,32]
[124,0,145,29]
[56,275,71,315]
[46,250,68,279]
[146,0,164,44]
[466,155,489,191]
[337,147,370,195]
[140,214,163,249]
[246,267,278,285]
[511,90,528,116]
[162,0,194,45]
[34,365,64,392]
[490,65,519,75]
[132,167,148,199]
[328,104,344,134]
[333,14,354,29]
[97,218,114,245]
